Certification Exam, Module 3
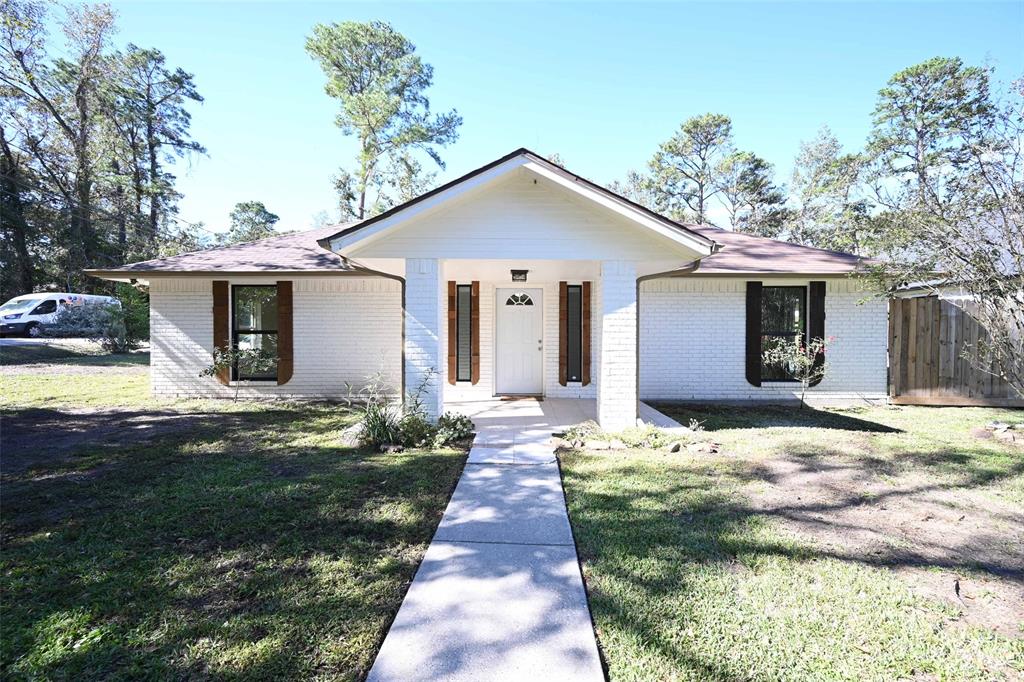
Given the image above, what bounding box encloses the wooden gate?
[888,296,1022,406]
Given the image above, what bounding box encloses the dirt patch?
[0,407,249,478]
[742,453,1024,638]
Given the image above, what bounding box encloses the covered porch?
[319,149,717,429]
[404,258,643,430]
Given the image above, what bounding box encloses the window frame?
[760,285,807,383]
[566,284,583,383]
[230,284,279,382]
[455,284,473,383]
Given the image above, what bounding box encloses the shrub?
[44,303,142,353]
[399,413,437,448]
[434,412,474,447]
[361,401,402,446]
[563,420,602,443]
[618,424,670,449]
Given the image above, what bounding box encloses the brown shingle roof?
[686,224,871,275]
[86,224,360,277]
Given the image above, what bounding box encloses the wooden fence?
[888,296,1022,406]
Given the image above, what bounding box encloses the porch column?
[596,260,638,431]
[404,258,443,420]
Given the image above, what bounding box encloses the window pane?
[762,334,798,381]
[234,287,278,331]
[567,286,582,382]
[457,285,472,382]
[235,333,278,380]
[761,287,805,335]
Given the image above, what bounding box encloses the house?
[88,149,888,429]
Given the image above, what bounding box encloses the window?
[31,300,56,315]
[761,286,806,381]
[566,285,582,382]
[505,293,534,306]
[456,284,472,382]
[232,285,278,381]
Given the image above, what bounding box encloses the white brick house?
[89,149,888,429]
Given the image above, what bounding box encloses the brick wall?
[639,277,888,403]
[597,261,638,429]
[150,277,401,399]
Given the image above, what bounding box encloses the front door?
[495,288,543,395]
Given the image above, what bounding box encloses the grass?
[1,348,467,681]
[560,404,1024,681]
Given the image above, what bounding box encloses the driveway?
[366,399,605,682]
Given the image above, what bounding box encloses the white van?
[0,293,120,337]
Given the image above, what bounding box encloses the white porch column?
[596,260,638,431]
[404,258,443,421]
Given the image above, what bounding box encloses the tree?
[718,151,790,237]
[788,128,874,253]
[102,44,205,246]
[1,0,117,286]
[762,335,830,409]
[221,201,280,244]
[305,20,461,220]
[867,61,1023,397]
[608,169,660,212]
[868,56,993,214]
[648,113,734,223]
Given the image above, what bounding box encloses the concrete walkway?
[366,399,604,682]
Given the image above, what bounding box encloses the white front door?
[495,288,543,395]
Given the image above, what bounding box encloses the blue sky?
[105,1,1023,235]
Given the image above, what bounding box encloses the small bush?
[434,412,474,447]
[563,420,602,443]
[44,303,141,353]
[618,424,670,449]
[399,413,437,448]
[361,401,402,447]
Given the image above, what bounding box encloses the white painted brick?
[150,276,401,399]
[405,259,443,419]
[597,261,638,430]
[638,277,888,403]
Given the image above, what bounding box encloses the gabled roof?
[320,148,718,257]
[686,224,873,275]
[85,224,360,281]
[88,150,877,282]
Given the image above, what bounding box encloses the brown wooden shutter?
[808,280,826,387]
[447,281,457,385]
[745,281,762,387]
[581,281,592,386]
[212,280,229,385]
[470,281,480,384]
[277,280,294,386]
[558,282,568,386]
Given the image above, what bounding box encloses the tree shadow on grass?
[1,404,466,681]
[560,444,1023,680]
[654,402,903,433]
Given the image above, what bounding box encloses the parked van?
[0,293,120,337]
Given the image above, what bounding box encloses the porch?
[404,259,644,430]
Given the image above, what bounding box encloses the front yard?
[561,404,1024,681]
[0,342,466,680]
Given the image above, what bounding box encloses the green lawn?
[561,404,1024,681]
[1,348,466,680]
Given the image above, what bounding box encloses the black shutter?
[808,281,826,387]
[745,281,762,387]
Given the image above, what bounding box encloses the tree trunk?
[146,113,160,241]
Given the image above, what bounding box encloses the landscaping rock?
[585,440,610,450]
[340,422,364,447]
[609,439,626,450]
[666,442,682,453]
